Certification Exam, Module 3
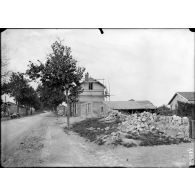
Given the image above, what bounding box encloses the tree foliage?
[36,84,65,110]
[177,101,195,119]
[26,40,85,108]
[5,72,28,105]
[3,72,41,112]
[156,105,175,116]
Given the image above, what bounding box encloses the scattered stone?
[95,111,191,147]
[74,110,191,148]
[121,138,141,147]
[105,126,110,131]
[87,127,95,131]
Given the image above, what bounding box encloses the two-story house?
[76,73,107,117]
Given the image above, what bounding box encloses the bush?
[177,101,195,119]
[156,105,175,116]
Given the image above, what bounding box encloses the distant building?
[1,101,27,116]
[76,73,108,117]
[168,92,195,110]
[104,100,156,114]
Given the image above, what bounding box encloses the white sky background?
[2,29,194,106]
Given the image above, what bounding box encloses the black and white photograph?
[1,29,195,168]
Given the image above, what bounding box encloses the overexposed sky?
[2,29,194,106]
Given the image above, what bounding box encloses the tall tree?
[4,72,28,112]
[21,85,41,114]
[3,72,40,114]
[26,40,85,129]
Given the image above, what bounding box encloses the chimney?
[85,72,89,81]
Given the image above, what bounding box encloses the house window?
[89,82,93,90]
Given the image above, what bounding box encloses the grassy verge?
[71,118,119,141]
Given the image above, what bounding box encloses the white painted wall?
[78,80,105,117]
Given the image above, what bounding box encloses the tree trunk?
[52,106,57,114]
[72,103,74,116]
[30,107,32,115]
[17,101,19,113]
[66,89,70,130]
[70,103,72,117]
[26,106,28,115]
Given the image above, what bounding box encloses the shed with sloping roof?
[104,100,156,114]
[168,92,195,110]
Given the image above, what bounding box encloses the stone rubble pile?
[101,110,127,123]
[95,111,190,147]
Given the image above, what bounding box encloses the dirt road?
[1,112,193,167]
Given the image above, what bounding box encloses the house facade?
[76,73,108,117]
[168,92,195,110]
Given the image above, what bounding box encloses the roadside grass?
[71,118,119,142]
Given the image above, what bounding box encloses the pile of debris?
[95,111,191,147]
[101,110,127,123]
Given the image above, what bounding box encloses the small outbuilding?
[168,92,195,110]
[104,100,156,114]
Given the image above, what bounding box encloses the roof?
[168,92,195,104]
[104,101,156,110]
[81,77,106,88]
[178,92,195,101]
